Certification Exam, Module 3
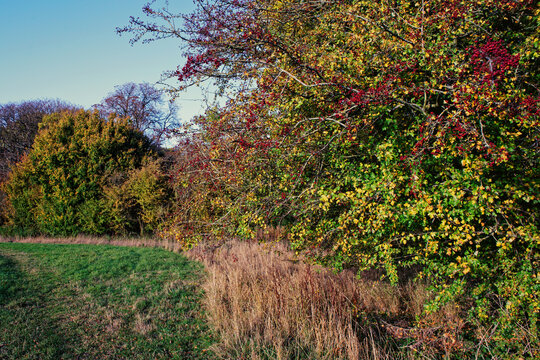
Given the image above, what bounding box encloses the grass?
[0,234,184,252]
[186,239,476,359]
[186,240,410,359]
[0,242,214,359]
[1,235,502,359]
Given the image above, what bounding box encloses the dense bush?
[123,0,539,355]
[1,110,168,236]
[0,99,77,180]
[0,100,78,227]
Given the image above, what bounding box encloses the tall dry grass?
[186,240,444,359]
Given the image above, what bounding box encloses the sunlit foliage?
[122,0,539,355]
[2,110,167,236]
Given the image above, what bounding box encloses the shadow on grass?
[0,254,24,304]
[0,253,71,359]
[0,244,215,359]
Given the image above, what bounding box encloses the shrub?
[2,110,168,236]
[124,0,539,355]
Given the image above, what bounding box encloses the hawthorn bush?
[123,0,539,355]
[2,110,168,236]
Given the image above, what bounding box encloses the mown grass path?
[0,243,214,359]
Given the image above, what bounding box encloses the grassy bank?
[0,242,214,359]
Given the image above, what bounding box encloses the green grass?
[0,243,215,359]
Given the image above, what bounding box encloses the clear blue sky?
[0,0,206,122]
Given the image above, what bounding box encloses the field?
[0,242,214,359]
[1,238,537,359]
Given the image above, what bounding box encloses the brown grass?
[0,234,184,252]
[186,239,446,359]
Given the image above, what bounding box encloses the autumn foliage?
[119,0,539,356]
[0,0,536,357]
[2,110,168,236]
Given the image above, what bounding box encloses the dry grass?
[186,239,444,360]
[0,234,184,252]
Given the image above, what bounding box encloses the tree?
[95,82,180,146]
[0,99,78,226]
[2,110,168,236]
[120,0,539,355]
[0,99,77,180]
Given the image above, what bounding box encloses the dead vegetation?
[186,238,467,359]
[0,234,184,252]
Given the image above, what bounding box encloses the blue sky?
[0,0,206,122]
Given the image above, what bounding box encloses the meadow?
[0,241,213,359]
[2,236,510,360]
